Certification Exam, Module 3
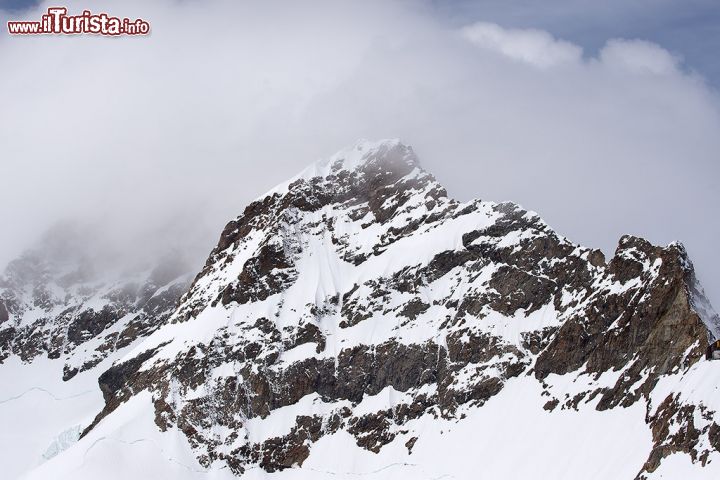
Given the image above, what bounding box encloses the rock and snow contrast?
[0,224,193,479]
[2,139,720,479]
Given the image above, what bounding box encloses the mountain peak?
[264,138,425,199]
[313,138,419,176]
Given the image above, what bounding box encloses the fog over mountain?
[1,0,719,305]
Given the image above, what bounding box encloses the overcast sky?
[1,0,719,305]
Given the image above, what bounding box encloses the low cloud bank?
[1,0,719,302]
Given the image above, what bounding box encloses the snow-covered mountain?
[0,223,192,379]
[0,223,193,479]
[3,139,720,479]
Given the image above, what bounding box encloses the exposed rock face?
[536,238,709,403]
[0,229,192,379]
[77,139,720,477]
[641,395,719,475]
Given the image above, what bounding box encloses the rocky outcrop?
[536,238,710,407]
[0,301,8,324]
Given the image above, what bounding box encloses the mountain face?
[0,222,193,384]
[0,224,194,479]
[4,140,720,479]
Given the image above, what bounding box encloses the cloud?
[460,22,683,75]
[599,38,680,74]
[460,22,582,67]
[1,0,719,305]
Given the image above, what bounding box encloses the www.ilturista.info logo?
[7,7,150,36]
